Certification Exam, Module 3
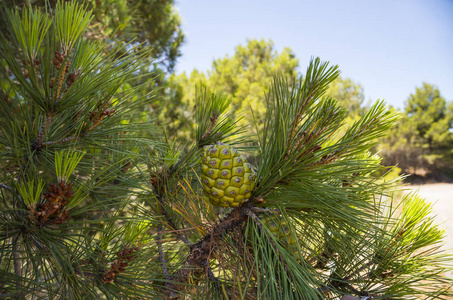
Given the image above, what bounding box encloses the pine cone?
[33,181,74,225]
[200,142,256,207]
[257,212,295,247]
[44,181,74,203]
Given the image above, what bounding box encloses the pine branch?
[163,204,297,299]
[41,134,82,146]
[149,145,198,247]
[244,207,297,283]
[287,74,329,144]
[53,49,70,103]
[12,238,25,299]
[250,206,279,214]
[32,112,54,150]
[164,205,248,298]
[195,87,244,147]
[31,103,117,149]
[12,243,22,278]
[200,110,220,143]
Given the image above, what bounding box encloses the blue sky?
[174,0,453,109]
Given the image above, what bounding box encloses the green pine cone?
[200,142,256,207]
[257,213,295,246]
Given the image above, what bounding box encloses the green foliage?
[380,83,453,180]
[16,178,46,207]
[0,3,163,298]
[160,40,367,146]
[159,39,299,142]
[0,3,451,300]
[195,88,244,147]
[326,76,364,115]
[0,0,184,73]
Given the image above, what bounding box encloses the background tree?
[159,39,299,142]
[326,76,364,116]
[1,4,452,300]
[159,39,367,144]
[380,83,453,181]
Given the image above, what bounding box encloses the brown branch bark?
[163,204,295,299]
[33,113,54,150]
[41,134,83,147]
[13,243,22,278]
[158,198,381,300]
[200,111,219,142]
[164,206,248,299]
[12,239,25,298]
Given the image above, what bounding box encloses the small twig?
[13,243,22,278]
[200,111,220,142]
[37,273,56,283]
[243,207,262,225]
[320,281,372,300]
[73,268,98,279]
[157,226,171,280]
[327,277,372,299]
[12,239,25,298]
[33,113,54,149]
[41,134,82,146]
[342,283,364,297]
[54,53,69,103]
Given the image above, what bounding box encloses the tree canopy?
[380,83,453,180]
[159,39,366,144]
[159,39,299,141]
[326,76,364,115]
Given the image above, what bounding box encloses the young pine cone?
[200,142,256,207]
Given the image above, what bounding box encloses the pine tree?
[380,83,453,180]
[1,3,451,300]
